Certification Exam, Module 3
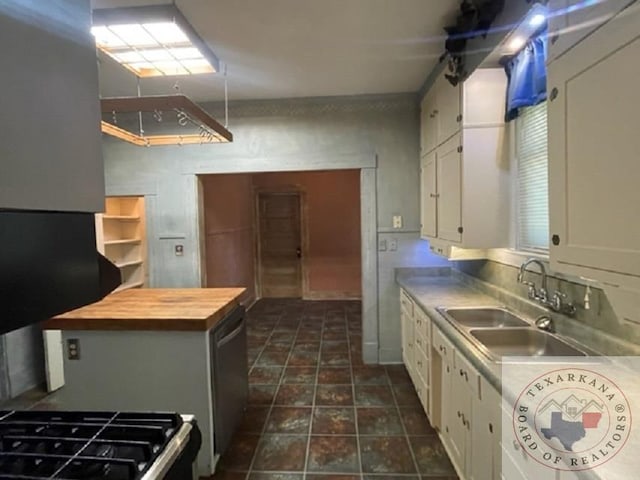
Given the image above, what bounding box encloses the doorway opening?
[199,169,361,305]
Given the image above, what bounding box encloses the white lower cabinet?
[400,289,431,407]
[400,290,507,480]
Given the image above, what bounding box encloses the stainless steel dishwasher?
[210,305,248,456]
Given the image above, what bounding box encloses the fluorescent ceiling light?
[509,37,526,51]
[142,22,189,44]
[529,13,546,27]
[92,5,219,78]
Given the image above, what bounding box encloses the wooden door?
[548,5,640,279]
[420,150,438,239]
[437,133,463,243]
[258,193,302,298]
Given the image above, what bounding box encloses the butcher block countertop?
[43,288,246,331]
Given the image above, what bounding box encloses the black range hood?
[0,210,121,334]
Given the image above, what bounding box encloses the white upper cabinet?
[436,134,463,244]
[421,87,438,156]
[548,2,640,285]
[462,69,507,127]
[419,68,511,256]
[436,74,462,146]
[0,0,104,212]
[547,0,637,63]
[420,150,437,239]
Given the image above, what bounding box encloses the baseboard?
[303,291,362,300]
[378,348,402,364]
[362,341,378,364]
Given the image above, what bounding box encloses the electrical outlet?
[389,238,398,251]
[175,244,184,256]
[378,239,387,251]
[67,339,80,360]
[392,215,403,229]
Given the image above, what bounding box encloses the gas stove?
[0,411,201,480]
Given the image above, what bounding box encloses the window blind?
[516,102,549,251]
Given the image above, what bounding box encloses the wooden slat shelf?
[104,238,141,246]
[103,215,140,221]
[115,260,143,268]
[96,197,147,291]
[114,281,144,293]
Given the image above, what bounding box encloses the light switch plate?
[389,238,398,251]
[378,239,387,251]
[175,244,184,256]
[392,215,403,229]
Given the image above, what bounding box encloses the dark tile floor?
[215,299,458,480]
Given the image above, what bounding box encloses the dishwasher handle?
[216,316,245,348]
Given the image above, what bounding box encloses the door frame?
[254,186,309,299]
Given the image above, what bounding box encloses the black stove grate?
[0,411,183,480]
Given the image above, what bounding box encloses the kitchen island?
[43,287,246,478]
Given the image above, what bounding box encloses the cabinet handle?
[429,193,440,198]
[457,410,461,418]
[489,422,493,433]
[550,87,559,101]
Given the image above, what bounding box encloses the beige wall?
[201,174,255,304]
[201,170,361,302]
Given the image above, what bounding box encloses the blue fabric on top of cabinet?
[504,32,548,121]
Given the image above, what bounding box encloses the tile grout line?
[301,304,326,480]
[346,310,365,480]
[387,366,422,477]
[245,308,298,479]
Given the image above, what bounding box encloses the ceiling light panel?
[92,5,219,78]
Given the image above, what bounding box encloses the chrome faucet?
[517,258,576,316]
[517,258,548,302]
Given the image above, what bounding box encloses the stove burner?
[0,411,183,479]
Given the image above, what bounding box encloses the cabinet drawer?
[414,306,431,340]
[432,325,453,365]
[454,350,479,397]
[415,346,429,385]
[400,289,414,318]
[414,329,428,355]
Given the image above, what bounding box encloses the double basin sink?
[437,307,589,361]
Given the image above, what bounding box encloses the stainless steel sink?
[469,328,587,359]
[440,307,531,328]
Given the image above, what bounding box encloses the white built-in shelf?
[115,259,144,268]
[114,280,144,293]
[96,196,147,290]
[103,238,141,246]
[103,215,140,221]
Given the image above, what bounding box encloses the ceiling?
[92,0,460,101]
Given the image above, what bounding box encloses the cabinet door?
[436,74,462,145]
[548,5,640,279]
[440,358,454,452]
[548,0,636,63]
[420,150,437,239]
[471,383,499,480]
[437,134,463,243]
[422,88,438,155]
[448,363,470,476]
[401,310,414,375]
